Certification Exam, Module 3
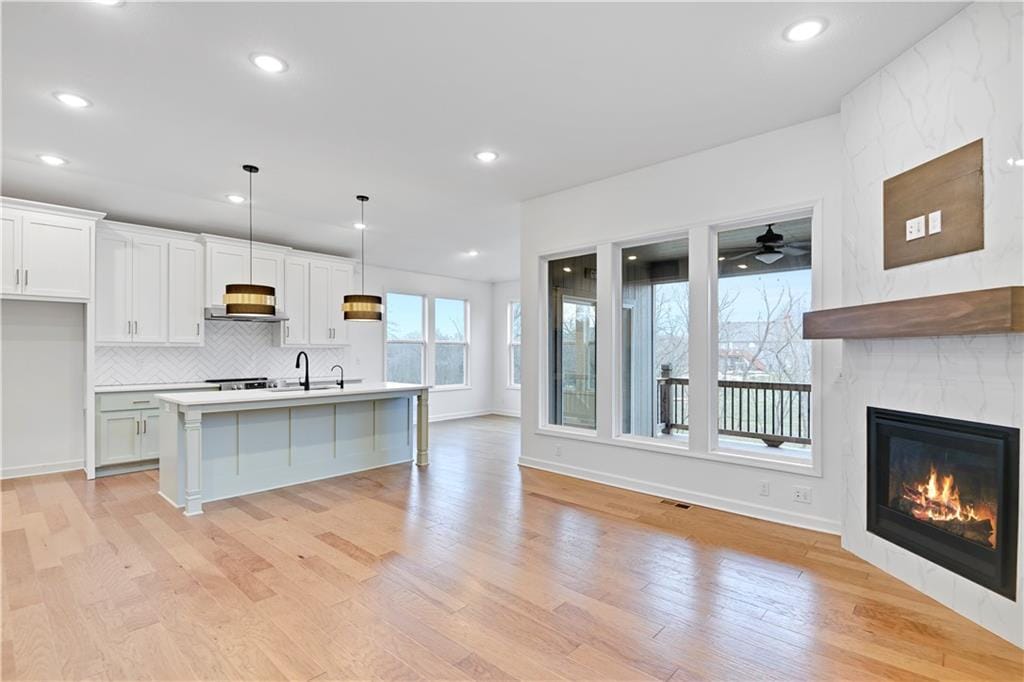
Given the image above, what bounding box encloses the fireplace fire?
[868,407,1019,599]
[895,464,996,548]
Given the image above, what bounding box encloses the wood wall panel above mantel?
[803,287,1024,339]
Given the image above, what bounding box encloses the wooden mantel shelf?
[803,287,1024,339]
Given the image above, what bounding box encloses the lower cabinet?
[98,408,160,466]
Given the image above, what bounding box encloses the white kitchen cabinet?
[95,225,171,345]
[1,201,98,301]
[168,240,204,344]
[328,262,353,345]
[281,257,309,345]
[204,236,285,308]
[130,235,168,343]
[139,409,161,459]
[308,259,332,345]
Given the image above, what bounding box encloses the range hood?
[204,306,289,323]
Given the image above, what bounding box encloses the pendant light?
[223,164,276,316]
[342,194,383,321]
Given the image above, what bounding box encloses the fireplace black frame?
[867,407,1019,600]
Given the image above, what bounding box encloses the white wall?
[1,301,87,478]
[347,264,495,421]
[839,3,1023,646]
[519,114,844,532]
[491,279,521,417]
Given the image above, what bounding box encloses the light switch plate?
[905,215,926,241]
[928,210,942,234]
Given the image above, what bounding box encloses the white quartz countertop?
[95,382,214,393]
[155,382,429,408]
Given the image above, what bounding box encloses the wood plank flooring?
[2,415,1022,680]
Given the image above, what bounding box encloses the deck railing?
[657,370,811,446]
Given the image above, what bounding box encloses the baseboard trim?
[490,409,521,418]
[518,456,841,535]
[1,459,83,480]
[429,410,493,423]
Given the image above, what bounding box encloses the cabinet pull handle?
[142,420,147,434]
[286,324,290,338]
[134,321,138,335]
[196,322,200,336]
[132,400,149,404]
[15,269,19,285]
[136,420,140,435]
[24,269,28,286]
[128,320,132,335]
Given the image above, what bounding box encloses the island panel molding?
[883,138,983,270]
[803,286,1024,339]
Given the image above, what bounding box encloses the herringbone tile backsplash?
[95,321,351,385]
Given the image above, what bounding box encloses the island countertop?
[155,381,429,408]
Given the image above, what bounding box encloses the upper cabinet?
[203,235,286,308]
[279,253,354,347]
[1,199,102,301]
[96,222,204,346]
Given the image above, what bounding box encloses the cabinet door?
[206,243,247,307]
[20,213,91,299]
[168,240,204,344]
[98,412,140,465]
[130,235,168,343]
[95,228,132,343]
[251,248,284,293]
[308,260,331,345]
[328,263,353,345]
[139,409,161,460]
[1,210,22,295]
[281,258,309,346]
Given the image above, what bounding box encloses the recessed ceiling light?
[54,92,91,109]
[467,250,479,257]
[1008,157,1024,167]
[785,19,827,42]
[251,53,288,74]
[718,256,726,261]
[93,0,124,5]
[353,222,366,230]
[38,154,67,166]
[226,194,245,204]
[562,266,572,273]
[737,263,749,270]
[627,255,638,261]
[475,150,499,163]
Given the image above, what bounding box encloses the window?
[508,301,521,387]
[434,297,468,386]
[620,237,690,439]
[548,254,597,429]
[716,218,812,456]
[385,292,425,383]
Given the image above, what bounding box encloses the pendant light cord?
[360,200,366,294]
[248,170,254,285]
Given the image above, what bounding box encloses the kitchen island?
[156,382,429,515]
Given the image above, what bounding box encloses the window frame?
[508,300,521,389]
[536,199,824,478]
[384,291,426,385]
[432,297,471,390]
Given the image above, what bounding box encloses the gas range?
[205,377,270,391]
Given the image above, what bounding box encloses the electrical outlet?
[793,486,812,504]
[554,445,563,458]
[905,215,926,241]
[928,210,942,234]
[759,481,770,497]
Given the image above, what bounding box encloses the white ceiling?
[2,2,964,282]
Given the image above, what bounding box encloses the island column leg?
[416,389,429,466]
[183,409,204,515]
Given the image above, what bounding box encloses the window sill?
[535,430,820,477]
[431,384,472,393]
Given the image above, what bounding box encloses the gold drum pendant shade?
[224,284,276,316]
[225,164,277,317]
[343,194,383,322]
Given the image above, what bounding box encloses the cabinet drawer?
[98,392,160,412]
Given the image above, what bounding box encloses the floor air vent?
[660,499,691,509]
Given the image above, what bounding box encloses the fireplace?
[867,407,1019,599]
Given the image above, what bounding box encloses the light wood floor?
[2,416,1022,681]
